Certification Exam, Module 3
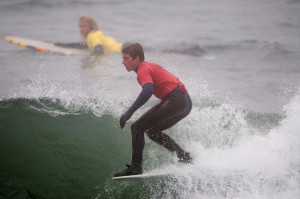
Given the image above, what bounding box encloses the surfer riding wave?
[114,43,193,177]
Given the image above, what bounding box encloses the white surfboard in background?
[4,35,87,55]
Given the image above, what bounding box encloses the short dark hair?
[122,43,145,62]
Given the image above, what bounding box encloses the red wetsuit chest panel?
[137,61,187,99]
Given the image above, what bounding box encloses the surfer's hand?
[93,45,104,56]
[120,110,133,129]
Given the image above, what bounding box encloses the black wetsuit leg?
[130,86,192,164]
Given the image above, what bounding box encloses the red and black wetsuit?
[129,61,192,165]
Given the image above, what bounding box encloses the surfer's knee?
[131,122,144,135]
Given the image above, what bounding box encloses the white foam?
[146,91,300,198]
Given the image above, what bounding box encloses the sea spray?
[136,93,300,199]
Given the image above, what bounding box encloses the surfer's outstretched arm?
[55,42,88,49]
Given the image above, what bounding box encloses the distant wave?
[288,0,300,4]
[144,42,206,57]
[203,39,295,57]
[0,0,120,10]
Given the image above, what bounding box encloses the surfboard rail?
[4,35,87,55]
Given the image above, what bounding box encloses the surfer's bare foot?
[114,164,142,177]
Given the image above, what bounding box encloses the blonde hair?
[78,16,99,32]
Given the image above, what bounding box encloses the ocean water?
[0,0,300,198]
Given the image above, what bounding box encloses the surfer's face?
[122,53,140,72]
[79,21,90,37]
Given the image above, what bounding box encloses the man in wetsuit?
[114,43,193,177]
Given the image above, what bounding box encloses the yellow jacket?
[86,30,122,53]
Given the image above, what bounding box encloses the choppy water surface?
[0,0,299,198]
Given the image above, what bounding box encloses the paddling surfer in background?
[55,16,122,55]
[55,16,205,57]
[114,43,193,177]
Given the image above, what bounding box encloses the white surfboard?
[4,35,87,55]
[112,173,172,181]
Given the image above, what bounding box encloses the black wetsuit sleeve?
[55,42,88,50]
[128,83,154,113]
